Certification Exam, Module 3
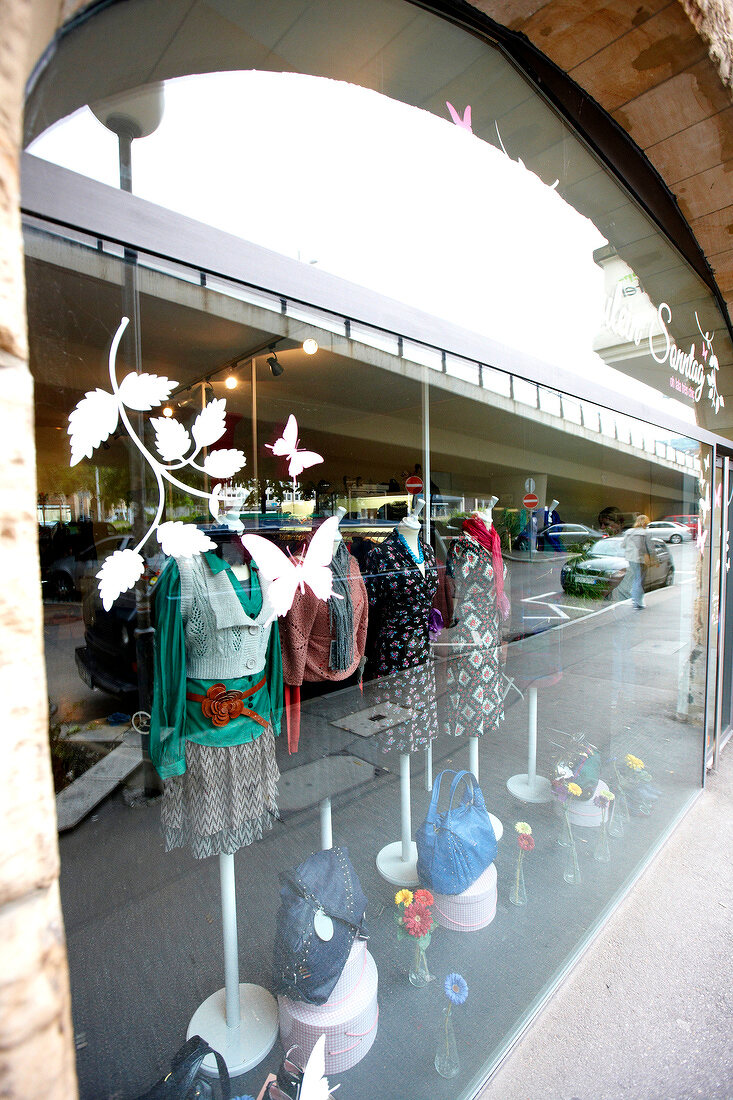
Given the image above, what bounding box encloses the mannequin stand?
[188,852,278,1076]
[376,753,418,886]
[506,684,552,804]
[320,796,333,850]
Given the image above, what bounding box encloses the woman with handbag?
[622,514,654,610]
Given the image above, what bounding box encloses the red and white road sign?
[523,493,539,509]
[405,475,423,495]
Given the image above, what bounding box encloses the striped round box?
[277,939,379,1075]
[432,861,497,931]
[561,780,609,828]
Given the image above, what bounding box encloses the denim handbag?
[416,770,497,895]
[272,846,368,1005]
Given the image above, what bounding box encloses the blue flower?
[444,972,468,1005]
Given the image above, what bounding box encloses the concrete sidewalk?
[480,747,733,1100]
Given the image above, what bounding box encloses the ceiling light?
[267,353,284,378]
[303,338,318,355]
[224,374,238,389]
[162,405,174,417]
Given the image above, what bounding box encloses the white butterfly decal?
[299,1034,339,1100]
[241,515,342,622]
[266,414,323,479]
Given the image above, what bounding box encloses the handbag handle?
[446,770,488,816]
[426,770,488,825]
[423,768,456,825]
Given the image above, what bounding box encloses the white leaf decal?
[96,548,145,611]
[149,417,191,462]
[118,372,176,411]
[157,522,217,558]
[202,449,247,479]
[192,398,227,447]
[68,388,119,466]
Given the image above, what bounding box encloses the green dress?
[150,552,283,859]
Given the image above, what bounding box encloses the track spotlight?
[303,338,318,355]
[267,351,284,378]
[224,374,238,389]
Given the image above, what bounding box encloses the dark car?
[514,523,605,553]
[74,518,392,697]
[560,536,674,598]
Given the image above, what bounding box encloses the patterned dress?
[364,529,439,753]
[441,534,505,738]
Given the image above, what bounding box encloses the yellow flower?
[567,782,582,797]
[515,822,532,835]
[625,753,644,771]
[604,790,615,801]
[395,889,413,906]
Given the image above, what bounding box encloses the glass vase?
[408,938,433,987]
[510,854,527,906]
[557,808,572,847]
[434,1005,460,1079]
[608,800,624,838]
[563,819,582,885]
[594,819,611,862]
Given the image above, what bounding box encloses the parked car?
[514,523,605,552]
[560,536,674,597]
[74,517,396,697]
[645,519,693,544]
[45,533,137,600]
[660,514,698,536]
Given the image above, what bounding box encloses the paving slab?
[56,730,142,831]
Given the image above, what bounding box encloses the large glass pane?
[29,217,709,1100]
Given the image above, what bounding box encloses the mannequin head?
[475,495,498,528]
[400,496,425,531]
[333,505,347,544]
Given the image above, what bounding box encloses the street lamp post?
[91,85,164,796]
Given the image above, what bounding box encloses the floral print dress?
[364,529,439,753]
[441,534,505,738]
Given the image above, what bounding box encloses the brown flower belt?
[186,675,268,729]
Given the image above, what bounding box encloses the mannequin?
[441,496,509,769]
[149,541,284,1073]
[395,498,426,576]
[364,497,438,885]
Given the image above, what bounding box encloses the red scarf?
[462,515,510,619]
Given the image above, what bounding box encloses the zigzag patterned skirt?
[161,728,279,859]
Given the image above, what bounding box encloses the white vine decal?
[68,317,245,609]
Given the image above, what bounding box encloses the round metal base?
[507,773,553,804]
[187,983,278,1076]
[376,840,419,886]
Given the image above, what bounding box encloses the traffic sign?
[405,475,423,495]
[524,477,536,493]
[523,493,539,509]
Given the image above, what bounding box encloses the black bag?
[272,846,368,1005]
[136,1035,230,1100]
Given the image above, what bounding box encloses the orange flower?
[414,888,434,906]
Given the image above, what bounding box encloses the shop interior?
[28,218,709,1098]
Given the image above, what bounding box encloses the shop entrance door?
[710,452,733,768]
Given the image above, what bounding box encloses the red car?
[661,514,698,536]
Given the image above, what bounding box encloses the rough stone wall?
[680,0,733,91]
[0,1,78,1097]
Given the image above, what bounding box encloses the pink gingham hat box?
[559,780,608,827]
[432,861,497,932]
[277,938,379,1075]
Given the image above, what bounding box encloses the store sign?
[603,294,723,414]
